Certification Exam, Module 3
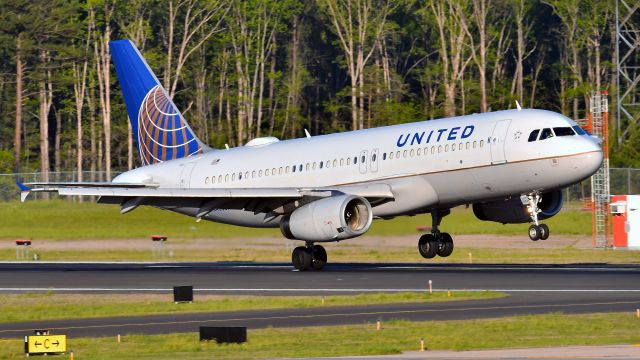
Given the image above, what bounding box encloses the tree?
[319,0,394,130]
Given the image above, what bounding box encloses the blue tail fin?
[110,40,207,166]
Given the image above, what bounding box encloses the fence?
[1,168,640,202]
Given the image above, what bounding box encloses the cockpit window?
[553,127,575,136]
[528,129,540,142]
[572,125,587,135]
[539,128,554,140]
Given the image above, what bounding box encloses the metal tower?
[590,92,611,248]
[616,0,640,141]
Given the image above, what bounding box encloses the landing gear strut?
[522,193,550,241]
[292,242,327,271]
[418,210,454,259]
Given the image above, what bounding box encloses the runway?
[0,262,638,338]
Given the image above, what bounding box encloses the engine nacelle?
[472,190,564,224]
[280,195,373,242]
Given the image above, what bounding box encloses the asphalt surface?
[0,262,638,338]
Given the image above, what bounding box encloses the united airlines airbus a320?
[19,40,603,270]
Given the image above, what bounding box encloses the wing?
[18,181,394,216]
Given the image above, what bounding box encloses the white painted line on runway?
[0,287,639,293]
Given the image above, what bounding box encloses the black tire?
[312,245,327,270]
[418,234,438,259]
[292,246,312,270]
[539,224,550,240]
[437,233,454,257]
[528,225,541,241]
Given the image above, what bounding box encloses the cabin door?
[180,162,196,189]
[490,120,511,164]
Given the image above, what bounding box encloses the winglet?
[16,182,31,202]
[304,129,311,139]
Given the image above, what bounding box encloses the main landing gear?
[418,210,454,259]
[523,193,550,241]
[292,242,327,271]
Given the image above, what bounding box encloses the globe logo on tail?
[137,85,203,165]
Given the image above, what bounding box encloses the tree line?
[0,0,633,179]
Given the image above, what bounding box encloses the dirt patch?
[0,234,593,251]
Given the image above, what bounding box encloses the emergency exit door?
[490,119,511,164]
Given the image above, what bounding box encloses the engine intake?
[280,195,373,242]
[472,190,564,224]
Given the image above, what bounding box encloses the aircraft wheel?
[437,233,454,257]
[539,224,550,240]
[418,234,438,259]
[292,246,312,270]
[528,225,541,241]
[312,245,327,270]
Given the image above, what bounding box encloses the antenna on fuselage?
[304,129,311,139]
[224,143,230,150]
[515,100,522,111]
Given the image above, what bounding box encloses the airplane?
[19,40,603,270]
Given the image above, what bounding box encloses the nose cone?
[576,138,604,179]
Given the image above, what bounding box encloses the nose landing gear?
[292,242,327,271]
[418,210,454,259]
[523,193,550,241]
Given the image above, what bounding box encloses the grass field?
[1,200,592,241]
[1,244,638,263]
[0,291,503,323]
[1,312,638,359]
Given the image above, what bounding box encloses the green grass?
[1,200,592,240]
[1,313,638,359]
[0,291,503,323]
[1,245,637,263]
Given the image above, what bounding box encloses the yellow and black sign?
[25,334,67,355]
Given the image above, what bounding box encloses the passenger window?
[211,176,216,184]
[340,158,344,166]
[431,146,435,154]
[313,162,317,170]
[332,159,337,167]
[553,127,575,136]
[451,144,455,152]
[259,170,263,177]
[239,173,243,180]
[410,149,414,157]
[272,167,276,174]
[252,171,255,178]
[354,156,358,164]
[205,177,209,184]
[382,153,387,160]
[347,157,352,165]
[320,161,324,169]
[396,151,400,158]
[473,141,477,149]
[466,142,470,149]
[403,150,407,158]
[445,144,449,152]
[361,156,365,163]
[389,152,394,160]
[225,174,229,182]
[372,153,377,161]
[218,175,222,183]
[299,164,303,172]
[480,140,484,148]
[292,165,296,173]
[539,128,554,140]
[417,148,421,156]
[279,167,283,175]
[528,129,540,142]
[459,143,463,150]
[232,173,236,181]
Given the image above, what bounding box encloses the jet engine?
[280,195,373,242]
[472,190,564,224]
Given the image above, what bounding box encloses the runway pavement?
[0,262,638,338]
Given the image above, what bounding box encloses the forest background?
[0,0,636,182]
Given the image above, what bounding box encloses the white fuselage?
[114,109,603,228]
